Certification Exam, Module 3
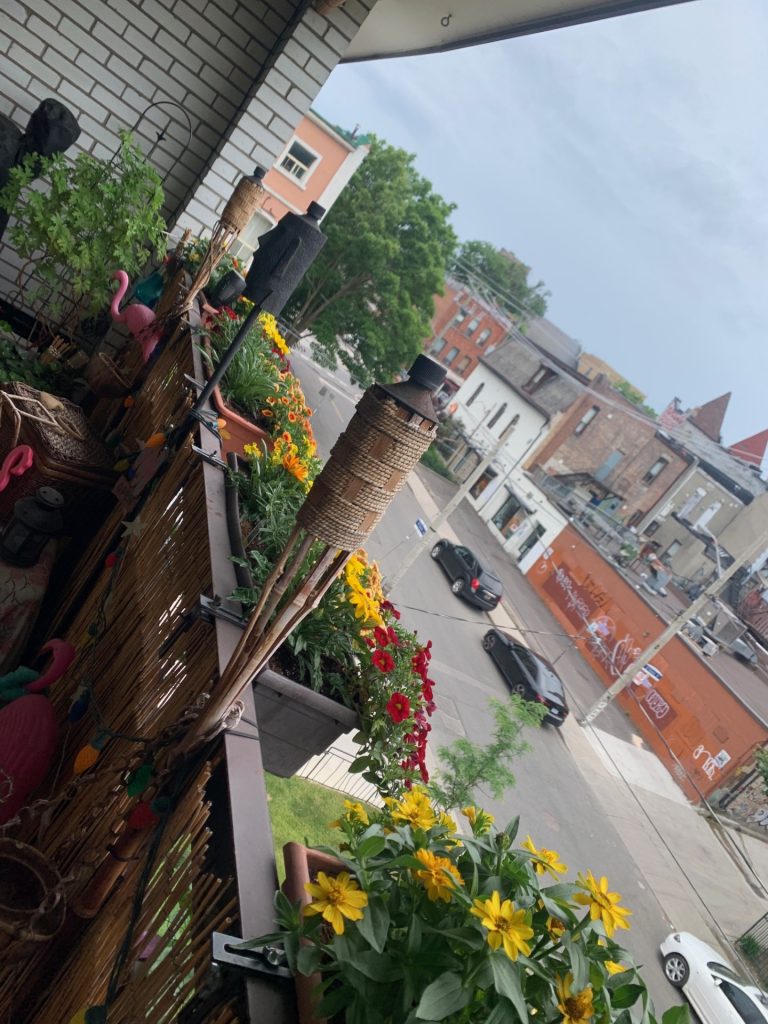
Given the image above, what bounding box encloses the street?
[290,346,684,1014]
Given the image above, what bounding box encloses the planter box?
[254,668,358,778]
[283,841,344,1024]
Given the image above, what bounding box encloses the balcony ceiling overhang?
[343,0,692,62]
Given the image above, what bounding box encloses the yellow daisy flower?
[555,973,595,1023]
[523,835,568,879]
[574,871,631,938]
[304,870,368,935]
[412,849,463,902]
[470,891,533,961]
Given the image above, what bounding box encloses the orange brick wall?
[529,526,765,801]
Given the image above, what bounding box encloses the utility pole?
[385,415,519,594]
[579,532,768,725]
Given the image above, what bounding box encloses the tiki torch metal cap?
[377,355,446,423]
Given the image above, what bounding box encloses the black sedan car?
[482,629,569,726]
[430,540,503,610]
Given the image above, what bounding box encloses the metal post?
[385,415,519,593]
[579,532,768,725]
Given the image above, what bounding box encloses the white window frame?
[476,328,492,347]
[275,136,322,188]
[230,207,278,263]
[574,405,599,435]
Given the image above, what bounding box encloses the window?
[465,317,480,337]
[574,405,599,435]
[280,139,318,182]
[456,355,471,375]
[642,457,669,484]
[453,308,468,326]
[470,467,497,499]
[645,520,660,536]
[431,336,446,355]
[719,980,765,1023]
[595,450,624,483]
[231,209,276,262]
[443,346,459,365]
[665,540,682,559]
[487,402,507,430]
[523,366,555,394]
[476,328,491,347]
[466,382,484,407]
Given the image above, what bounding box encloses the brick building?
[426,277,512,401]
[530,375,691,527]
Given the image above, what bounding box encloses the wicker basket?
[0,838,66,961]
[0,383,115,532]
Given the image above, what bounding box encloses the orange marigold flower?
[288,411,297,422]
[280,397,290,405]
[282,431,292,443]
[283,454,308,482]
[261,409,273,418]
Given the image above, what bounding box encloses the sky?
[315,0,768,449]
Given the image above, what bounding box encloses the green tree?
[614,379,657,418]
[287,136,457,385]
[428,696,545,811]
[451,239,549,319]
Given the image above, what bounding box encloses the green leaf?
[348,755,370,773]
[610,983,646,1009]
[296,944,323,976]
[485,1000,520,1024]
[347,951,402,982]
[357,835,387,860]
[489,955,528,1023]
[356,894,390,954]
[504,816,520,843]
[415,972,471,1021]
[316,984,351,1018]
[563,934,589,990]
[660,1007,692,1024]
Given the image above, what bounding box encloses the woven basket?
[0,838,66,961]
[298,389,435,550]
[219,175,264,237]
[0,383,115,531]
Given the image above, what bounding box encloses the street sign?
[414,517,428,537]
[644,663,663,682]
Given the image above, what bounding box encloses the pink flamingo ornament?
[110,270,162,363]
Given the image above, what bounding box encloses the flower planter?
[282,841,344,1024]
[253,668,358,778]
[202,334,273,459]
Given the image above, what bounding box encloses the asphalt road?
[290,347,684,1016]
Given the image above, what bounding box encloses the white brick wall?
[0,0,375,306]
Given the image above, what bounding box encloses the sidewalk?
[407,465,768,959]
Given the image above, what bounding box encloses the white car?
[660,931,768,1023]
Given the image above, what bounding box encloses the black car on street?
[482,628,569,726]
[430,540,502,610]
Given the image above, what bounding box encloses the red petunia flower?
[373,626,390,648]
[386,691,411,723]
[381,600,401,621]
[419,764,430,784]
[372,649,395,673]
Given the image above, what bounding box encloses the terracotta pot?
[283,842,344,1024]
[201,334,273,459]
[0,838,66,961]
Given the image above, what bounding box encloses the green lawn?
[266,773,371,881]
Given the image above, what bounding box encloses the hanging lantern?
[0,486,65,567]
[0,838,66,960]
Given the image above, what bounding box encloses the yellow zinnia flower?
[555,973,595,1023]
[330,800,369,829]
[304,870,368,935]
[605,960,627,975]
[243,442,264,459]
[470,891,533,961]
[461,806,494,834]
[412,848,463,902]
[546,915,566,942]
[574,871,631,938]
[387,788,436,831]
[523,835,568,879]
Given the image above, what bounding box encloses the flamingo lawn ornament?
[110,270,162,363]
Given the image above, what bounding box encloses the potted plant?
[241,791,683,1024]
[201,307,300,458]
[0,130,167,341]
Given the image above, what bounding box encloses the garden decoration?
[109,270,162,364]
[0,638,76,826]
[0,485,64,566]
[241,793,679,1024]
[0,837,67,960]
[0,97,80,241]
[189,353,446,744]
[177,165,266,314]
[182,201,327,442]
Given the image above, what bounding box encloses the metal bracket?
[198,594,247,630]
[184,373,207,391]
[192,444,228,471]
[212,931,291,981]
